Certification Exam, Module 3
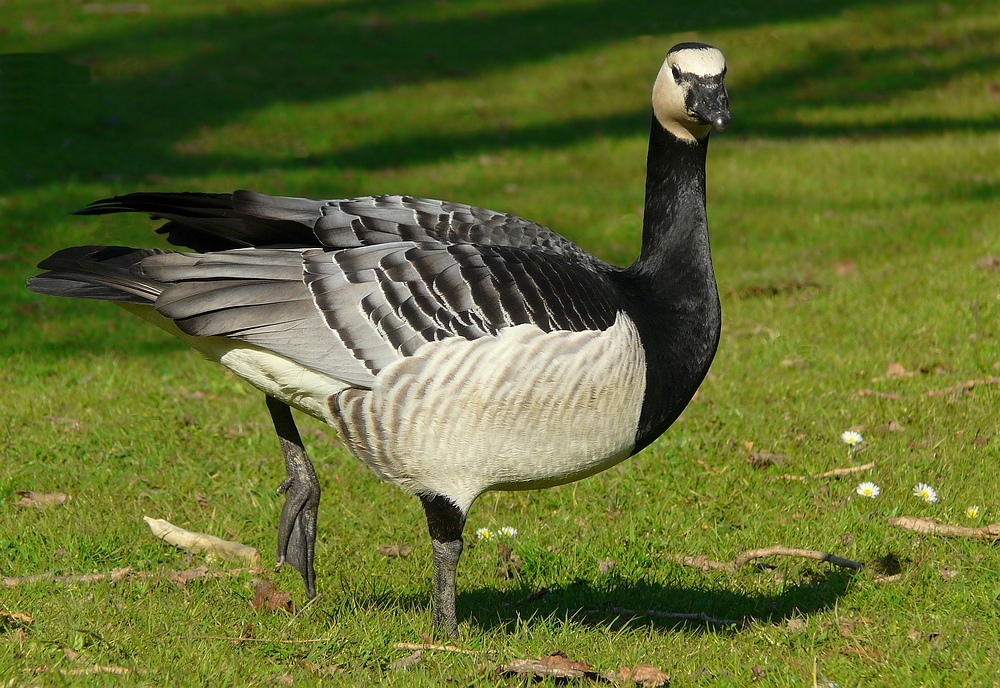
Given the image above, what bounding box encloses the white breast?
[330,312,646,511]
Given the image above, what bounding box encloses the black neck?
[621,113,721,453]
[633,113,710,278]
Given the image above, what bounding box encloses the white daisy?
[855,481,880,498]
[475,527,494,541]
[841,431,864,446]
[912,483,938,503]
[498,526,518,538]
[965,506,980,519]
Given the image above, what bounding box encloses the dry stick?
[393,642,479,656]
[3,566,262,588]
[674,554,735,572]
[675,547,864,573]
[594,605,743,628]
[888,517,1000,541]
[187,635,337,644]
[58,666,137,677]
[814,461,876,479]
[923,377,1000,398]
[733,546,864,570]
[282,593,322,633]
[856,389,901,400]
[775,461,875,482]
[3,567,134,588]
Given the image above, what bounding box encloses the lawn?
[1,0,999,685]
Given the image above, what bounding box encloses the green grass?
[2,0,999,684]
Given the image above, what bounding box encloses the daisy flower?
[965,506,980,519]
[855,481,880,498]
[498,526,518,538]
[841,431,864,447]
[475,527,494,541]
[912,483,938,503]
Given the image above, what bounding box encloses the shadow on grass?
[4,0,996,198]
[322,567,857,635]
[460,570,857,634]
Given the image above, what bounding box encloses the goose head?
[652,42,730,144]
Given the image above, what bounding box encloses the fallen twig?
[733,546,864,570]
[673,554,735,572]
[888,517,1000,541]
[776,473,807,482]
[501,588,549,607]
[145,517,260,565]
[186,635,337,644]
[774,461,875,483]
[923,377,1000,398]
[590,605,744,628]
[3,565,262,589]
[675,547,863,573]
[59,665,135,677]
[393,641,478,656]
[873,573,904,584]
[3,567,134,588]
[282,593,321,631]
[856,389,902,400]
[814,461,877,479]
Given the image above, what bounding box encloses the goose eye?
[670,64,682,80]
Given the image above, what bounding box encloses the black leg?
[420,495,467,638]
[266,395,321,599]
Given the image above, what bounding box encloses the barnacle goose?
[27,42,729,637]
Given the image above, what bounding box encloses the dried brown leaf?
[45,416,81,433]
[598,559,616,575]
[13,491,67,508]
[616,663,671,687]
[194,492,209,509]
[1,611,34,628]
[497,542,522,579]
[376,544,413,558]
[498,652,594,680]
[388,650,423,670]
[251,579,293,613]
[786,618,807,633]
[885,362,911,378]
[834,260,856,276]
[167,565,211,589]
[975,255,1000,271]
[747,452,790,468]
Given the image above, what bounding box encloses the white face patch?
[668,47,726,78]
[651,45,727,143]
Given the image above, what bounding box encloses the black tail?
[76,191,319,252]
[26,245,165,304]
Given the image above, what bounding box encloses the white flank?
[332,313,647,511]
[118,303,351,418]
